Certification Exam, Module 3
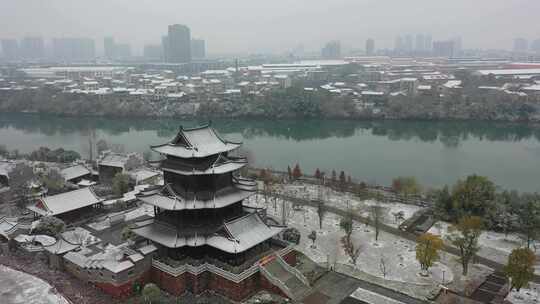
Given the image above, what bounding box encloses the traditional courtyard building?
[130,124,306,301]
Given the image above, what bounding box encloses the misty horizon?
[1,0,540,55]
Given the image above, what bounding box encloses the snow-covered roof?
[61,164,91,181]
[522,84,540,91]
[14,234,56,246]
[475,69,540,76]
[132,213,281,253]
[28,187,103,216]
[77,179,97,187]
[442,80,462,89]
[98,153,128,168]
[151,124,241,158]
[129,169,159,183]
[136,184,253,210]
[361,91,385,96]
[137,244,157,255]
[0,161,15,178]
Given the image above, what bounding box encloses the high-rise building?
[115,43,131,59]
[52,38,95,61]
[513,38,529,52]
[104,37,115,59]
[453,36,463,56]
[415,34,425,52]
[433,40,455,57]
[531,39,540,53]
[20,36,45,60]
[143,44,163,61]
[404,35,413,52]
[321,40,341,59]
[161,35,169,62]
[1,39,19,60]
[365,38,375,56]
[394,36,404,53]
[167,24,191,63]
[424,34,432,52]
[191,38,206,59]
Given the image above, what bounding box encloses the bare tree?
[369,203,388,242]
[317,200,325,229]
[379,256,388,278]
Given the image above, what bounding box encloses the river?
[1,113,540,192]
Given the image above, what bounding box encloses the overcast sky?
[1,0,539,55]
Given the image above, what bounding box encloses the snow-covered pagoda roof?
[151,124,241,158]
[136,182,255,211]
[27,187,103,216]
[159,153,247,176]
[131,213,282,254]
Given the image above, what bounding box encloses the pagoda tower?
[131,124,291,300]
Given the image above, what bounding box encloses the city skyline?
[1,0,539,55]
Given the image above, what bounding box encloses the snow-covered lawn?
[246,195,452,286]
[429,221,540,268]
[276,183,422,228]
[506,283,539,304]
[0,265,69,304]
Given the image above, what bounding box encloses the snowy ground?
[276,183,422,228]
[429,221,540,270]
[246,195,452,286]
[506,283,539,304]
[0,265,69,304]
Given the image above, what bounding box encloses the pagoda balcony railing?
[152,241,295,283]
[232,177,257,192]
[166,179,256,202]
[160,156,247,172]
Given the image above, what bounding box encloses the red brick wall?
[146,250,297,301]
[260,273,289,299]
[94,270,151,298]
[150,267,186,295]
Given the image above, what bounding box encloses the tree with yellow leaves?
[416,233,444,276]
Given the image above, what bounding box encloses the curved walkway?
[0,264,69,304]
[0,251,120,304]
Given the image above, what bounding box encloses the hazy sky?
[1,0,539,55]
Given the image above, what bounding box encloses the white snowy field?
[276,183,422,228]
[429,221,540,270]
[246,195,452,286]
[0,265,69,304]
[506,283,539,304]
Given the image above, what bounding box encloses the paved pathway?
[306,271,428,304]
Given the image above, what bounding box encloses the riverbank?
[1,87,540,123]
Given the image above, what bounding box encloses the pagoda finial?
[179,125,184,131]
[208,120,212,126]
